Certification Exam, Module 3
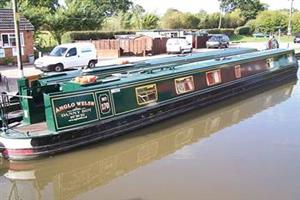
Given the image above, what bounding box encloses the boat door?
[96,91,114,119]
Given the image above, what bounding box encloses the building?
[0,9,34,64]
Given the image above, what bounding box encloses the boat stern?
[0,136,36,160]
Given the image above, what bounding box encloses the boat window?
[206,70,222,86]
[175,76,195,95]
[136,84,158,105]
[235,65,242,79]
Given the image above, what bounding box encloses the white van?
[34,43,98,72]
[166,38,193,54]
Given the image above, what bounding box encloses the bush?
[1,57,14,65]
[68,31,136,41]
[245,20,256,34]
[61,32,73,43]
[205,28,235,36]
[223,9,246,28]
[35,31,58,49]
[35,46,56,54]
[235,26,251,35]
[254,11,288,33]
[292,12,300,34]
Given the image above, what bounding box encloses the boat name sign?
[51,93,99,130]
[55,101,95,113]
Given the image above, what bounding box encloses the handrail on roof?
[85,48,292,85]
[98,64,177,82]
[127,64,177,75]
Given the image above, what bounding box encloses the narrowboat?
[0,81,295,199]
[0,48,298,160]
[0,48,256,127]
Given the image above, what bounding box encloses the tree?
[62,0,133,30]
[102,5,159,31]
[254,10,288,33]
[1,0,134,44]
[181,13,200,29]
[245,19,256,33]
[44,7,68,44]
[218,0,267,20]
[102,12,133,31]
[291,11,300,34]
[21,0,59,12]
[81,0,133,17]
[130,4,145,29]
[141,13,159,29]
[0,0,59,11]
[160,9,184,29]
[19,3,51,31]
[0,1,10,8]
[223,9,246,28]
[44,0,109,44]
[196,10,210,29]
[202,12,221,29]
[161,9,199,29]
[64,0,106,30]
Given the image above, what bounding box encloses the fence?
[194,35,210,49]
[77,36,168,58]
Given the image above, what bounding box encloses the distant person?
[267,35,279,49]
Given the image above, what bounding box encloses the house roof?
[0,9,34,31]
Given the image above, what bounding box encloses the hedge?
[205,28,235,36]
[235,26,251,35]
[67,31,136,41]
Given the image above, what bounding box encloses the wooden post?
[288,0,294,36]
[12,0,24,78]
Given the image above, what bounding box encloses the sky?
[133,0,300,15]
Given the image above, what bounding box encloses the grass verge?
[231,35,294,43]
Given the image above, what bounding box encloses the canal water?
[1,78,300,200]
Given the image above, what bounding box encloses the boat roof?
[38,48,256,86]
[58,48,294,93]
[142,48,255,65]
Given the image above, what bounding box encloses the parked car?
[294,33,300,43]
[166,38,193,54]
[34,43,98,72]
[206,34,230,48]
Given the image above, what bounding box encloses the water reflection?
[0,82,296,200]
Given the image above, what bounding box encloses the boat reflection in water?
[0,82,296,200]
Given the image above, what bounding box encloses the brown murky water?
[1,79,300,200]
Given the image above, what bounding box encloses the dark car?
[206,34,230,48]
[294,33,300,43]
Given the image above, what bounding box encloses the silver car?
[206,34,230,48]
[166,38,193,54]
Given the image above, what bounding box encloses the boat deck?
[15,122,48,135]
